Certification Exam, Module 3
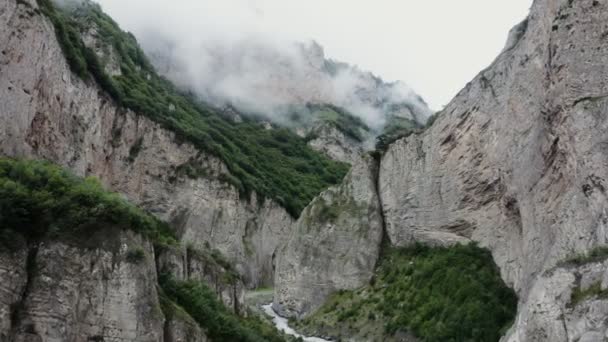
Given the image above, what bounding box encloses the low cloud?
[95,0,431,129]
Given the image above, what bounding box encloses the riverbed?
[262,304,332,342]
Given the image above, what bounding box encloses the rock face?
[0,230,165,342]
[0,0,292,288]
[379,0,608,339]
[504,258,608,342]
[306,122,366,164]
[273,155,384,317]
[157,245,246,315]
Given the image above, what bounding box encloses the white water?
[262,304,332,342]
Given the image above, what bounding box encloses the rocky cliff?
[379,0,608,340]
[0,230,173,341]
[0,0,292,290]
[3,0,608,340]
[274,0,608,340]
[273,155,384,317]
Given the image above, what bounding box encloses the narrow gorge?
[1,0,608,341]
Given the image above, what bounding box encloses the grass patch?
[570,281,608,307]
[36,0,349,217]
[298,243,517,342]
[559,246,608,267]
[0,158,177,249]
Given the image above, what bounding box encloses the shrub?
[159,275,287,342]
[126,247,146,263]
[302,243,518,342]
[0,158,177,248]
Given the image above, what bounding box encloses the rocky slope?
[0,0,292,290]
[273,155,384,317]
[379,0,608,340]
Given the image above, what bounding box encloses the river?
[262,304,332,342]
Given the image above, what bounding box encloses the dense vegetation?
[160,276,290,342]
[375,116,421,152]
[0,158,176,247]
[297,244,517,342]
[293,104,371,142]
[36,0,349,216]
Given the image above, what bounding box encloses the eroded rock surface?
[0,0,292,288]
[273,155,383,317]
[379,0,608,339]
[1,230,164,342]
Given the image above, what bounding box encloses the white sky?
[96,0,533,110]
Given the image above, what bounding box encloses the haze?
[96,0,532,110]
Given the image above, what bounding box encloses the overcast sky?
[96,0,533,110]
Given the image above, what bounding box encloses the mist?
[93,0,431,130]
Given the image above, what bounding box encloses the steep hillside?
[36,0,349,217]
[0,158,288,341]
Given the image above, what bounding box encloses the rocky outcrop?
[0,0,292,288]
[504,257,608,342]
[379,0,608,339]
[307,122,366,164]
[157,245,246,315]
[1,230,164,342]
[273,155,384,317]
[164,313,208,342]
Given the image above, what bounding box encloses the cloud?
[89,0,432,130]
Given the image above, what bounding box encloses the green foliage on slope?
[36,0,349,217]
[160,276,289,342]
[305,104,371,142]
[0,158,177,247]
[375,116,421,152]
[297,244,517,342]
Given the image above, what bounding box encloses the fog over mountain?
[91,0,432,130]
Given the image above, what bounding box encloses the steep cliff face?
[0,0,292,288]
[379,0,608,339]
[273,155,384,317]
[0,230,167,342]
[157,245,245,315]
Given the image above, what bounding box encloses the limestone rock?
[0,0,292,289]
[157,245,246,315]
[273,155,383,317]
[6,230,164,342]
[379,0,608,339]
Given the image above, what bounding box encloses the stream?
[262,304,332,342]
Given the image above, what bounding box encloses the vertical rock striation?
[0,0,292,289]
[379,0,608,339]
[273,155,384,317]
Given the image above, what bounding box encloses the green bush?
[126,247,146,263]
[37,0,349,217]
[302,243,518,342]
[159,275,287,342]
[0,158,177,247]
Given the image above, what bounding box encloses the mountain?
[145,36,431,131]
[2,0,608,341]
